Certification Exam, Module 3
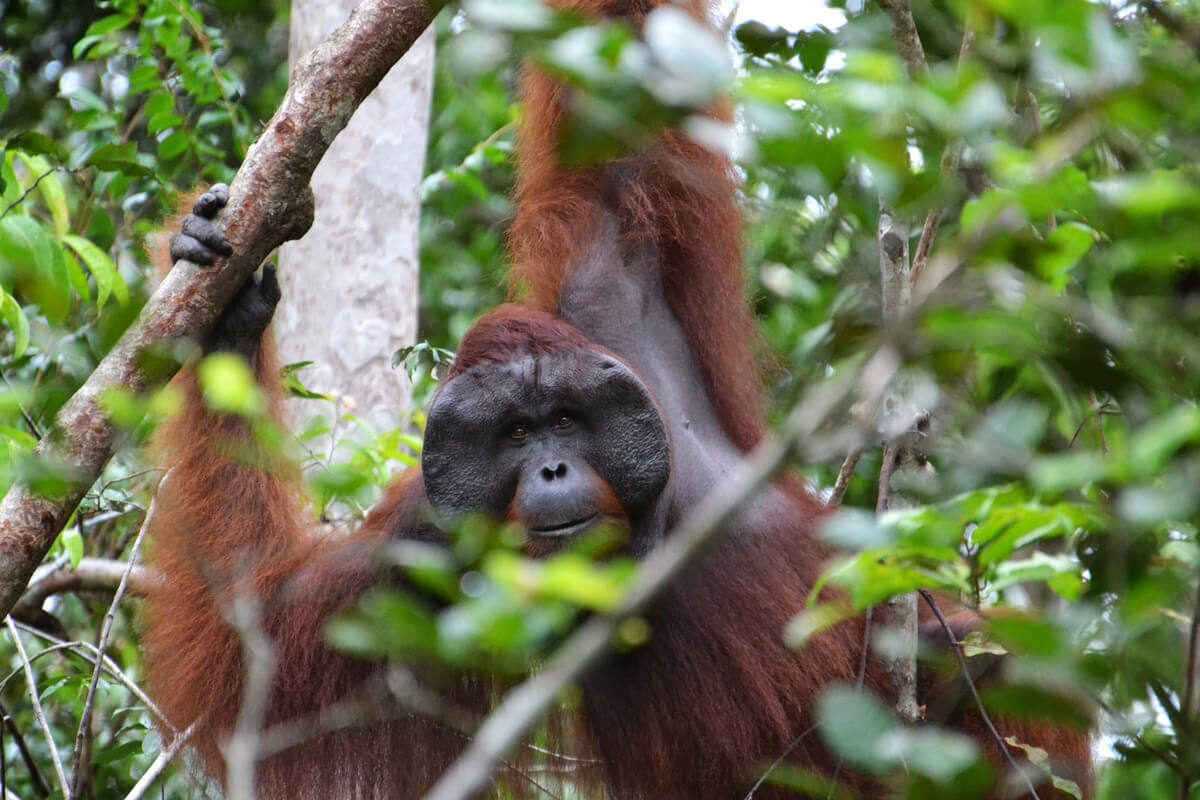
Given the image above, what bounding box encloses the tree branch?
[71,489,159,798]
[0,0,447,620]
[919,590,1042,799]
[5,617,70,799]
[16,558,154,614]
[877,0,928,79]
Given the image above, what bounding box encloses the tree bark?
[0,0,447,620]
[277,1,434,438]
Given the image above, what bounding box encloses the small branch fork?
[5,616,70,799]
[872,0,977,726]
[919,591,1042,799]
[70,488,160,798]
[0,0,448,621]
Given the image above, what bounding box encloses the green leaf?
[0,424,37,450]
[962,631,1007,658]
[1004,737,1083,799]
[197,353,266,417]
[63,234,126,308]
[463,0,555,32]
[83,13,134,37]
[0,289,30,358]
[0,216,71,322]
[1129,406,1200,475]
[6,132,68,162]
[92,739,143,766]
[85,143,155,178]
[1038,222,1095,292]
[62,526,84,568]
[63,249,91,304]
[643,7,734,106]
[734,21,790,59]
[157,129,190,161]
[817,687,896,773]
[144,91,176,120]
[991,551,1081,591]
[14,153,69,237]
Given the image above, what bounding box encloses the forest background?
[2,0,1200,797]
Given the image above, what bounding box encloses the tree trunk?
[277,0,435,437]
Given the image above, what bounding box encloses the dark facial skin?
[422,350,671,549]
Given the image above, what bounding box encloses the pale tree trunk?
[277,0,435,437]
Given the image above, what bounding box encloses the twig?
[222,593,277,800]
[122,720,199,800]
[875,439,902,514]
[1140,0,1200,52]
[1179,580,1200,800]
[70,492,157,797]
[876,0,928,78]
[741,723,822,800]
[0,0,448,621]
[908,208,942,289]
[918,590,1042,799]
[18,557,153,613]
[1088,391,1110,455]
[909,25,974,290]
[1,622,175,731]
[1184,580,1200,723]
[825,605,877,798]
[424,356,890,800]
[0,167,80,221]
[829,450,862,506]
[1,373,42,440]
[877,199,920,724]
[4,616,70,799]
[0,698,50,797]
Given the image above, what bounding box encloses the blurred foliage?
[0,0,1198,797]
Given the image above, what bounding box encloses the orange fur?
[511,1,766,452]
[143,335,484,796]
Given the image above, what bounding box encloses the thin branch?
[1,622,175,731]
[0,698,50,797]
[875,438,902,514]
[877,197,920,724]
[1179,579,1200,800]
[17,557,153,613]
[122,720,199,800]
[0,167,81,221]
[1184,579,1200,723]
[918,590,1042,799]
[909,25,974,290]
[70,491,157,797]
[424,352,894,800]
[913,113,1103,306]
[222,595,277,800]
[0,0,448,621]
[1088,391,1110,455]
[1140,0,1200,52]
[4,616,70,799]
[876,0,928,79]
[825,605,877,797]
[741,722,821,800]
[829,449,862,506]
